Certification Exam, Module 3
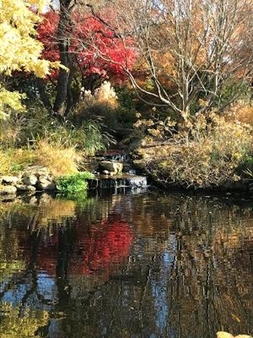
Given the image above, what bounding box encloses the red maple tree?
[37,11,60,62]
[37,9,136,87]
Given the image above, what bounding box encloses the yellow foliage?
[0,88,26,119]
[0,0,57,76]
[0,0,60,117]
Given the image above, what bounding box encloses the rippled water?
[0,190,253,338]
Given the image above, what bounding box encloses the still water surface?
[0,190,253,338]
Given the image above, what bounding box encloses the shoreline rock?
[0,166,56,196]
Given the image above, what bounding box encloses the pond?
[0,189,253,338]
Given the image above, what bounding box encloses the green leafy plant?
[56,172,94,195]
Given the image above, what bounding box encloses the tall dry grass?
[0,138,82,177]
[34,138,82,177]
[0,148,35,175]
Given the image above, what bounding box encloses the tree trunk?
[53,47,70,115]
[53,0,74,116]
[36,78,53,113]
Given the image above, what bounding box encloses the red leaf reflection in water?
[34,217,132,276]
[37,246,58,276]
[34,234,58,276]
[69,219,132,275]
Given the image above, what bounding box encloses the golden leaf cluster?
[0,0,60,117]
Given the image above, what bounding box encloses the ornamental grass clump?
[135,111,253,189]
[0,148,35,175]
[34,138,82,177]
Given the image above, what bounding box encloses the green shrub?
[56,172,94,195]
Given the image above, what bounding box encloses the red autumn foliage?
[37,9,136,83]
[37,11,60,62]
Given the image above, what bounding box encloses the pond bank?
[0,165,149,200]
[1,149,253,200]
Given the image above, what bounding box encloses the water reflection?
[0,191,253,337]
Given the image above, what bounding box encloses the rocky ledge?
[0,166,56,196]
[0,164,149,198]
[88,174,148,191]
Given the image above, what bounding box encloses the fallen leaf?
[231,313,241,322]
[217,332,234,338]
[217,332,253,338]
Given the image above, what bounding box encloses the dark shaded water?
[0,190,253,338]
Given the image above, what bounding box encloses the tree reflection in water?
[0,192,252,337]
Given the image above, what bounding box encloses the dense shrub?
[134,111,253,189]
[74,82,137,135]
[55,172,94,195]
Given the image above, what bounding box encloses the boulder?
[0,185,17,195]
[0,166,58,196]
[99,161,123,175]
[37,177,56,191]
[16,184,36,192]
[22,166,50,177]
[1,176,20,185]
[22,174,38,186]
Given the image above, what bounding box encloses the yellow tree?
[0,0,59,118]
